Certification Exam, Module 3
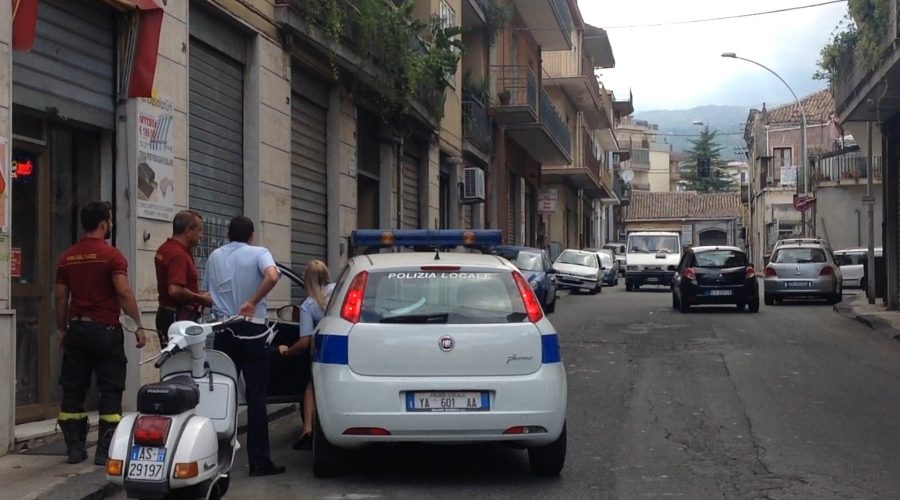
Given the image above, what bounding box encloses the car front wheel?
[528,424,567,476]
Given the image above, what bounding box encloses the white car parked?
[834,247,882,290]
[311,230,568,478]
[551,249,602,294]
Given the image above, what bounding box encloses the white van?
[625,231,683,291]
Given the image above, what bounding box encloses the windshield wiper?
[380,313,449,324]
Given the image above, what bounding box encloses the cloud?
[580,0,847,111]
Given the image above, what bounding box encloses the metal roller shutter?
[508,174,518,244]
[290,73,329,300]
[12,0,115,129]
[401,144,421,229]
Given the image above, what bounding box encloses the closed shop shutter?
[290,72,329,300]
[401,143,421,229]
[12,0,116,129]
[508,175,518,244]
[188,7,246,277]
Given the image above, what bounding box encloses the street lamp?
[721,52,809,236]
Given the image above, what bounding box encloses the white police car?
[311,230,567,477]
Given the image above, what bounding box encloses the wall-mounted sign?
[11,247,21,279]
[136,96,175,221]
[538,188,558,214]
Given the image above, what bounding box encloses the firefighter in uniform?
[55,201,146,465]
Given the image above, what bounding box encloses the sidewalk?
[0,404,296,500]
[834,293,900,340]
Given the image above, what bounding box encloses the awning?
[12,0,164,98]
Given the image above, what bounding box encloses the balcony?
[494,66,572,164]
[813,149,883,186]
[543,52,610,130]
[510,0,573,51]
[463,92,492,154]
[833,0,900,122]
[542,118,611,201]
[628,148,651,171]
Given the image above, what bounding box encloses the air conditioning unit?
[462,167,486,203]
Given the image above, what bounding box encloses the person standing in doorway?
[278,259,334,451]
[154,210,212,346]
[204,216,284,477]
[55,201,146,465]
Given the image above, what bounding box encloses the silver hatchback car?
[764,243,843,305]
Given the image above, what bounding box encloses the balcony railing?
[630,147,650,166]
[492,65,538,113]
[540,87,571,157]
[582,130,600,178]
[463,92,492,153]
[813,151,883,184]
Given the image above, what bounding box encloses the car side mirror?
[276,304,300,322]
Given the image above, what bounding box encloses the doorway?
[13,120,103,423]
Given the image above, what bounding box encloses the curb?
[833,301,900,341]
[52,404,298,500]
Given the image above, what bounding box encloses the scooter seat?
[137,376,200,415]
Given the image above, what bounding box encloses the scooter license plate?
[127,446,167,480]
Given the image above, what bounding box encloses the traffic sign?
[862,194,876,205]
[793,194,815,212]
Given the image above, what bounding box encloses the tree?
[680,127,737,192]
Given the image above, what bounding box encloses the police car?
[311,230,567,477]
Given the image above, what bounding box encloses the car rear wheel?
[312,412,342,478]
[672,292,680,310]
[735,302,745,312]
[764,294,774,306]
[528,424,567,476]
[545,291,556,313]
[679,296,691,313]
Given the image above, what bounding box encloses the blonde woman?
[278,260,334,450]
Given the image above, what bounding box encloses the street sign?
[537,188,558,213]
[862,194,876,205]
[793,194,815,212]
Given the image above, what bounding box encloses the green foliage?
[484,0,514,46]
[816,0,897,83]
[680,127,737,193]
[303,0,464,125]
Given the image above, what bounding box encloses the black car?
[672,246,759,313]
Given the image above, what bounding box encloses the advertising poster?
[136,96,175,221]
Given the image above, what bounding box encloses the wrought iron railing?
[540,87,571,156]
[491,65,538,113]
[463,92,492,153]
[813,151,883,184]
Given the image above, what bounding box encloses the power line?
[602,0,845,30]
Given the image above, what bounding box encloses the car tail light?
[746,267,756,279]
[133,415,171,447]
[420,265,460,271]
[820,266,835,276]
[340,271,369,324]
[765,268,777,278]
[683,267,697,280]
[512,271,543,323]
[343,427,391,436]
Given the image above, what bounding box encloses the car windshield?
[773,248,827,264]
[598,253,613,266]
[494,249,543,272]
[556,251,597,268]
[359,271,527,324]
[692,250,747,268]
[629,235,680,253]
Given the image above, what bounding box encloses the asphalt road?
[116,284,900,499]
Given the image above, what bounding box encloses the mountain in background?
[633,105,752,162]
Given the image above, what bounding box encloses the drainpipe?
[396,135,404,229]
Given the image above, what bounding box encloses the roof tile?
[767,88,834,125]
[624,192,744,221]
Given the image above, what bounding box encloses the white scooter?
[105,315,246,500]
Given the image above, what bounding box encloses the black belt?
[70,317,119,329]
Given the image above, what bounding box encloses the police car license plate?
[406,391,489,412]
[127,446,166,480]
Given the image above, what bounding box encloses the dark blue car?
[493,245,558,313]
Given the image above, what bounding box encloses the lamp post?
[721,52,809,237]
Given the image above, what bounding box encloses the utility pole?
[867,122,876,304]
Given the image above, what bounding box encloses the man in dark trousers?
[204,216,284,476]
[155,210,211,346]
[55,201,146,465]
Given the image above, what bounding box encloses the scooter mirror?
[119,314,140,334]
[276,304,300,322]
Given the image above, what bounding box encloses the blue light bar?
[350,229,503,249]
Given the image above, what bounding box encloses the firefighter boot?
[94,419,119,466]
[58,417,89,464]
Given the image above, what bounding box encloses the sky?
[578,0,848,113]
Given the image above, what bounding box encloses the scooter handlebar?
[154,350,173,369]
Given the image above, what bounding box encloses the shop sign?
[136,96,175,221]
[538,188,558,213]
[11,247,21,279]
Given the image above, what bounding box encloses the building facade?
[623,192,746,248]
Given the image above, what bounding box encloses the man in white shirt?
[204,216,284,477]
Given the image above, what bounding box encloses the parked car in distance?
[552,249,602,294]
[587,249,619,286]
[773,237,828,251]
[603,243,627,276]
[764,243,842,305]
[834,247,882,290]
[672,246,759,313]
[493,245,558,313]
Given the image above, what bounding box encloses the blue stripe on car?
[541,334,561,364]
[314,334,349,365]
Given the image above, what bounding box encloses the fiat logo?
[439,336,454,352]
